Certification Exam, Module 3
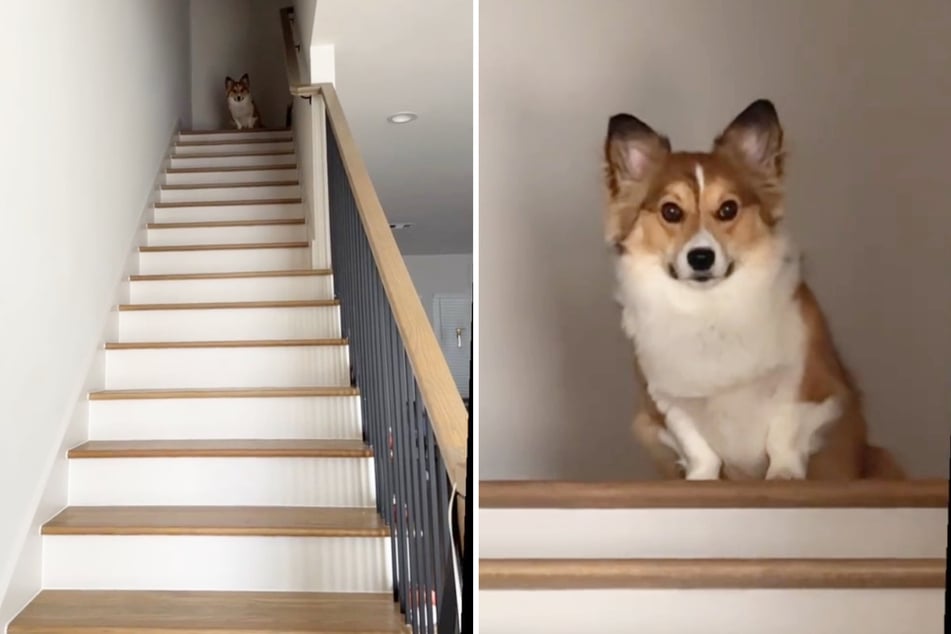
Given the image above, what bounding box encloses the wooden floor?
[9,590,409,633]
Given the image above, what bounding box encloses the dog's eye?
[716,200,739,221]
[660,202,684,224]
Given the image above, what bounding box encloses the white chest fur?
[228,97,257,129]
[615,234,833,477]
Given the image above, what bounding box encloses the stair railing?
[279,8,468,634]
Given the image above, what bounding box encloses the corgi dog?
[603,99,904,481]
[225,74,263,129]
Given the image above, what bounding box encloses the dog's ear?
[713,99,785,179]
[239,73,250,87]
[225,76,235,90]
[605,114,670,188]
[603,114,669,245]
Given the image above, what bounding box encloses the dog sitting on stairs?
[225,73,263,130]
[602,98,905,481]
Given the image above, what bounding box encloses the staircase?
[480,480,948,634]
[9,128,408,633]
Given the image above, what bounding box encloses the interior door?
[432,293,472,399]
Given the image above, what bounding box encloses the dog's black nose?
[687,247,715,272]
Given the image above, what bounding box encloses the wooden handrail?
[279,7,303,88]
[279,9,468,495]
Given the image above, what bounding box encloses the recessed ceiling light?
[389,222,414,230]
[387,112,418,124]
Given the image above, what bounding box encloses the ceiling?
[312,0,472,255]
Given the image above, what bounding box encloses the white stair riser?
[480,589,944,634]
[129,276,332,303]
[104,346,350,389]
[170,154,295,169]
[88,395,362,441]
[174,141,293,155]
[43,535,391,592]
[481,508,949,559]
[159,185,300,203]
[178,130,292,143]
[146,224,306,246]
[69,457,374,506]
[153,203,303,223]
[164,168,299,185]
[138,247,309,275]
[118,306,341,341]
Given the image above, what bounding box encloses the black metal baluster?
[461,302,473,634]
[371,272,399,603]
[411,394,435,633]
[424,419,446,622]
[413,386,435,633]
[323,116,461,634]
[433,445,456,633]
[396,344,419,633]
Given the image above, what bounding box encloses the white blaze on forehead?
[685,228,717,251]
[694,163,705,196]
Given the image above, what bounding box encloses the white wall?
[480,0,951,480]
[190,0,291,130]
[404,254,473,319]
[0,0,190,621]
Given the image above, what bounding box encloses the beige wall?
[479,0,951,480]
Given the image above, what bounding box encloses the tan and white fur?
[225,73,263,130]
[604,99,903,481]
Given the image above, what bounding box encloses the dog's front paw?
[684,459,721,480]
[765,459,807,480]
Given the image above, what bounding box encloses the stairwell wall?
[0,0,191,625]
[189,0,292,130]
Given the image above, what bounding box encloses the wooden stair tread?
[479,558,947,590]
[131,269,331,281]
[480,480,951,509]
[155,198,302,208]
[170,148,294,159]
[10,590,407,633]
[118,299,339,311]
[106,338,347,349]
[68,439,371,459]
[162,180,300,190]
[171,149,294,158]
[140,241,308,252]
[89,387,359,400]
[177,138,293,147]
[42,506,389,536]
[181,127,292,135]
[148,218,306,229]
[166,164,297,174]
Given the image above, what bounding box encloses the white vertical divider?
[291,93,332,283]
[311,97,332,274]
